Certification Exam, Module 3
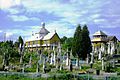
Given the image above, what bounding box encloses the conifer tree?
[82,25,92,60]
[72,24,82,66]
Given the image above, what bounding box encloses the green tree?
[14,41,19,48]
[18,36,24,47]
[72,24,82,66]
[0,41,20,66]
[61,36,67,44]
[82,25,92,60]
[61,37,73,51]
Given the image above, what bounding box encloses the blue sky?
[0,0,120,41]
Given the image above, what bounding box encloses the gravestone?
[50,53,53,64]
[102,58,104,70]
[29,56,32,67]
[54,51,56,66]
[36,62,40,73]
[98,49,102,60]
[70,60,72,71]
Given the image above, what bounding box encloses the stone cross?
[102,57,104,70]
[66,49,69,66]
[43,58,46,73]
[2,53,6,66]
[111,43,115,55]
[98,49,102,60]
[90,52,93,64]
[36,62,40,73]
[108,43,110,54]
[86,54,89,64]
[29,56,32,67]
[54,51,56,66]
[50,53,53,64]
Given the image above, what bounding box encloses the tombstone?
[76,59,78,67]
[86,54,89,64]
[66,48,70,66]
[2,53,6,66]
[53,51,56,66]
[43,58,46,73]
[108,43,110,54]
[102,58,104,70]
[50,53,53,64]
[36,62,40,73]
[98,49,102,60]
[111,43,115,55]
[70,60,72,71]
[90,53,93,68]
[29,56,32,67]
[66,55,69,66]
[113,59,115,68]
[90,52,94,64]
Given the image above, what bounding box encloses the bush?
[25,68,36,72]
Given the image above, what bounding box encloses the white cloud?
[0,0,21,9]
[7,8,20,14]
[9,15,29,21]
[0,30,3,33]
[8,15,40,21]
[6,32,13,38]
[45,22,76,37]
[94,19,106,23]
[90,14,101,19]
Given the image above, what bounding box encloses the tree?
[0,41,20,66]
[72,24,82,66]
[82,25,92,60]
[14,41,19,48]
[61,36,67,44]
[61,37,73,51]
[18,36,24,47]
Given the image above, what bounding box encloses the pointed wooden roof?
[93,30,107,36]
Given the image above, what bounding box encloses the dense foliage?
[82,25,92,60]
[72,24,82,58]
[61,36,73,51]
[72,24,92,60]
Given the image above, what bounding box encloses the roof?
[26,32,57,42]
[43,32,56,40]
[93,30,107,36]
[107,36,117,41]
[39,26,50,34]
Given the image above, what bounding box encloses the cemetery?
[0,23,120,80]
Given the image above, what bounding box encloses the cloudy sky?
[0,0,120,41]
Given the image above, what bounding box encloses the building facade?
[25,23,61,51]
[92,31,119,60]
